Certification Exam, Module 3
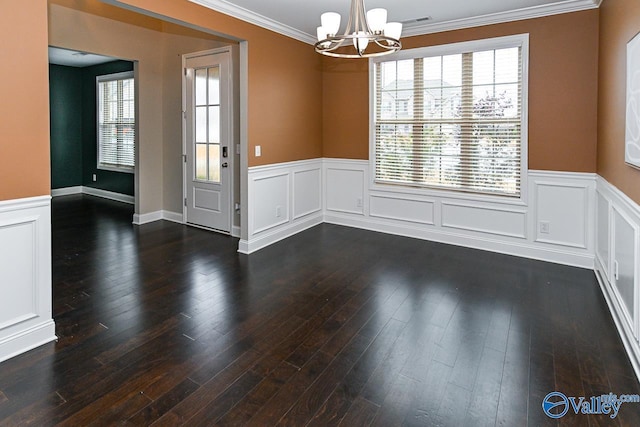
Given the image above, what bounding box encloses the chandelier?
[315,0,402,59]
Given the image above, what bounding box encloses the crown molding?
[189,0,600,46]
[188,0,316,44]
[402,0,601,37]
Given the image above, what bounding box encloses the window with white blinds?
[372,35,528,198]
[97,71,135,171]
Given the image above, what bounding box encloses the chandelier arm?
[341,0,355,37]
[357,0,372,34]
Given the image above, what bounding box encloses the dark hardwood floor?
[1,194,639,426]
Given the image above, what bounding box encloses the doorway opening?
[48,47,137,210]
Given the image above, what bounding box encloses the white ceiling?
[189,0,600,43]
[48,47,118,68]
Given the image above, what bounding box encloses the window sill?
[97,165,135,174]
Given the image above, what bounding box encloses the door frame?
[182,46,236,234]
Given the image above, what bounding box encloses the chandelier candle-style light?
[315,0,402,58]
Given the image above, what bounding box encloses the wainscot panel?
[0,196,56,363]
[595,176,640,382]
[239,159,323,254]
[323,160,595,269]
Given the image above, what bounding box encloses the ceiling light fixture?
[315,0,402,59]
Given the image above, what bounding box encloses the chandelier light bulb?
[366,8,387,33]
[384,22,403,44]
[317,27,330,48]
[352,31,370,54]
[321,12,341,36]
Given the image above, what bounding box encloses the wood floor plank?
[127,378,200,425]
[0,195,637,426]
[305,318,407,426]
[339,396,379,427]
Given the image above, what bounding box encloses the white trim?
[595,261,640,383]
[248,158,323,174]
[402,0,600,38]
[242,159,595,269]
[51,187,134,204]
[162,211,184,224]
[51,186,82,197]
[0,196,56,363]
[133,211,163,225]
[187,0,315,44]
[82,187,134,204]
[594,176,640,383]
[0,320,56,364]
[0,195,51,212]
[324,211,593,269]
[440,201,528,239]
[238,211,323,254]
[132,210,186,226]
[368,34,530,207]
[188,0,598,45]
[232,225,241,238]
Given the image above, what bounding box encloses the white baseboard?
[0,320,56,363]
[51,186,134,205]
[82,187,134,204]
[324,212,594,269]
[133,211,163,225]
[162,210,184,224]
[51,186,82,197]
[238,212,323,254]
[595,258,640,383]
[232,225,241,238]
[133,210,185,226]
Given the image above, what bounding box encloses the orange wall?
[108,0,323,167]
[598,0,640,204]
[323,10,600,174]
[0,0,51,201]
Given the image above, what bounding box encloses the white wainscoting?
[323,159,596,269]
[595,177,640,381]
[0,196,56,363]
[239,159,323,254]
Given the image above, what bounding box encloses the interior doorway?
[48,47,138,210]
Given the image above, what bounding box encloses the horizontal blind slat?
[374,46,523,197]
[98,77,135,169]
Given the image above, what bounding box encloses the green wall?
[82,61,135,195]
[49,64,83,189]
[49,60,135,196]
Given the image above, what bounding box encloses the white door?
[184,50,232,232]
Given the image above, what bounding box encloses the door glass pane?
[195,143,207,180]
[195,69,207,106]
[196,106,207,143]
[208,144,220,183]
[208,106,220,144]
[208,66,220,105]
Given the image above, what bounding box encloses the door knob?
[222,162,229,168]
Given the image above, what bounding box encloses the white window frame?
[96,71,135,173]
[369,34,529,205]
